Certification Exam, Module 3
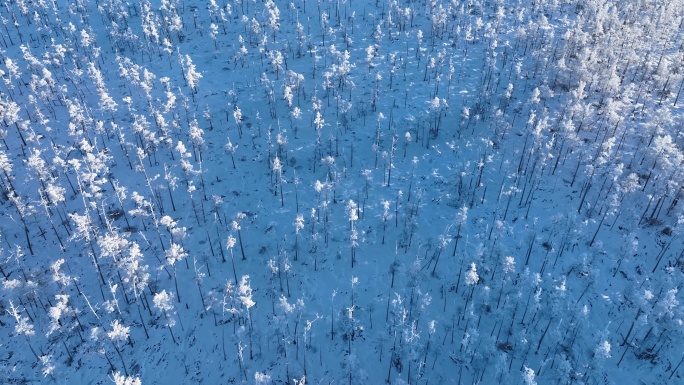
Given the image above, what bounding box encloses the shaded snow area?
[1,0,683,384]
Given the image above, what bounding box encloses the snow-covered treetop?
[165,242,188,267]
[238,275,255,310]
[153,290,174,313]
[465,263,479,286]
[112,372,142,385]
[107,319,130,344]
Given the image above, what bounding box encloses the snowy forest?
[0,0,683,384]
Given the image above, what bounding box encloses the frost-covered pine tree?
[209,23,219,50]
[273,155,285,207]
[232,212,247,260]
[233,105,244,138]
[108,319,132,375]
[180,53,202,95]
[381,199,391,245]
[312,110,325,171]
[462,262,480,318]
[175,140,203,223]
[430,227,452,276]
[153,290,177,344]
[290,106,302,138]
[294,214,304,261]
[188,118,205,162]
[226,235,239,285]
[50,258,71,291]
[268,50,284,79]
[238,275,256,359]
[8,300,39,361]
[595,340,611,359]
[321,156,337,202]
[165,242,187,303]
[39,354,56,378]
[47,294,73,337]
[265,0,280,43]
[5,179,36,255]
[347,199,359,267]
[225,136,238,169]
[121,241,150,301]
[87,61,118,116]
[452,204,468,257]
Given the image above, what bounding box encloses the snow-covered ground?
[0,0,683,384]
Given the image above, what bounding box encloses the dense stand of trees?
[0,0,682,384]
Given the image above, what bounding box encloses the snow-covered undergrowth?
[0,0,683,384]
